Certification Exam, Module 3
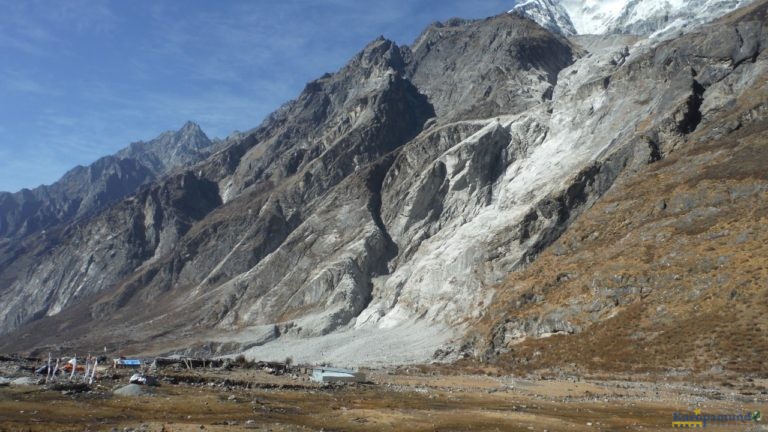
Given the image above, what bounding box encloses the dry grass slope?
[478,41,768,376]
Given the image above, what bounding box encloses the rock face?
[0,158,154,239]
[404,14,575,120]
[0,1,766,370]
[0,170,222,332]
[0,122,214,239]
[0,13,578,361]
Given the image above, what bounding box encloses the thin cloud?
[0,0,516,192]
[1,75,49,95]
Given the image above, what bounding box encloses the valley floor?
[1,359,766,431]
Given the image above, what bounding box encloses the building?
[311,367,366,383]
[113,358,142,369]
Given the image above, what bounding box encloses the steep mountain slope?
[0,14,580,361]
[606,0,756,36]
[512,0,756,37]
[0,171,222,333]
[0,36,438,343]
[0,122,213,239]
[482,114,768,374]
[476,0,768,374]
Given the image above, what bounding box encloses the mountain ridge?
[0,122,214,239]
[0,13,579,360]
[0,0,766,373]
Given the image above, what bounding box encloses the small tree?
[234,354,246,366]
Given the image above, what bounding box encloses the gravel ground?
[241,320,458,367]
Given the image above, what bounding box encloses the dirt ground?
[1,359,766,432]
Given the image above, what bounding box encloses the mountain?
[0,0,766,373]
[116,121,214,175]
[0,122,213,239]
[512,0,756,36]
[473,0,768,373]
[509,0,577,35]
[0,14,578,360]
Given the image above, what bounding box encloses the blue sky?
[0,0,513,192]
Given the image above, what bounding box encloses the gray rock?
[113,384,147,397]
[405,14,577,121]
[10,376,37,386]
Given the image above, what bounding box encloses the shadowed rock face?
[0,122,214,239]
[404,14,577,121]
[0,157,155,238]
[0,171,222,333]
[0,1,765,369]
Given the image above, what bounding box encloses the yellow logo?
[672,408,759,428]
[671,421,703,428]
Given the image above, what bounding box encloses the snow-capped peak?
[559,0,630,34]
[511,0,756,37]
[509,0,577,35]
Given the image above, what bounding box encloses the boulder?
[114,383,148,397]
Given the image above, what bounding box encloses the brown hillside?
[477,18,768,375]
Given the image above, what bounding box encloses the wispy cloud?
[0,0,117,57]
[0,0,514,192]
[0,70,57,95]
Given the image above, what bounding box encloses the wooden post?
[89,359,98,385]
[83,355,91,384]
[69,356,77,381]
[51,358,60,382]
[46,353,52,383]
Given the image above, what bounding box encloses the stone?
[10,377,36,386]
[113,384,147,397]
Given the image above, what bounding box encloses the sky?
[0,0,513,192]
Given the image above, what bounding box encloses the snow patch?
[511,0,757,36]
